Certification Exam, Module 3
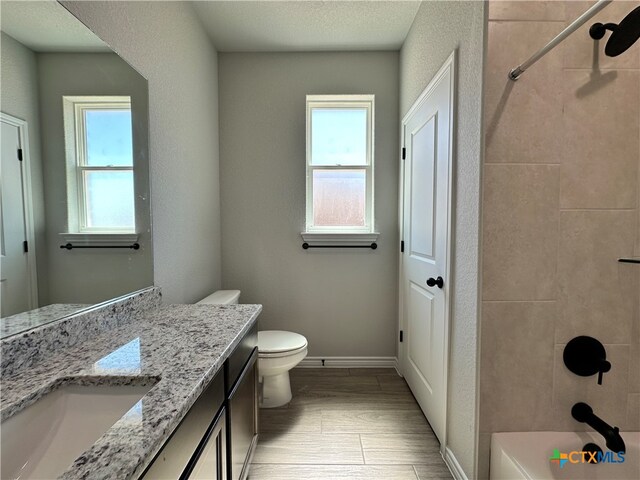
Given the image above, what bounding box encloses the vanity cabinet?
[188,408,227,480]
[141,324,258,480]
[142,370,226,479]
[227,348,258,480]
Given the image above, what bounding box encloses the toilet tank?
[196,290,241,305]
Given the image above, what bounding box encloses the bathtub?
[490,431,640,479]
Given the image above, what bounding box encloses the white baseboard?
[444,447,468,480]
[297,356,398,370]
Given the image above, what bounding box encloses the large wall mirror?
[0,0,153,338]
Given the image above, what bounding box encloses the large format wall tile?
[614,12,640,256]
[628,393,640,431]
[636,202,640,256]
[488,1,566,21]
[636,202,640,257]
[552,344,630,430]
[630,338,640,393]
[485,22,564,164]
[482,164,559,301]
[476,433,491,480]
[481,0,640,464]
[564,1,640,70]
[630,290,640,393]
[561,70,639,209]
[556,211,637,344]
[480,301,556,432]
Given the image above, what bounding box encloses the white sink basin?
[1,383,152,480]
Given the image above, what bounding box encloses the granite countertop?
[0,303,262,480]
[1,304,90,339]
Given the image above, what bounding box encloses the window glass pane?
[311,108,367,166]
[313,169,365,227]
[84,171,134,229]
[85,109,133,166]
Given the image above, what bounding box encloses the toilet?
[257,330,307,408]
[197,289,241,305]
[196,290,308,409]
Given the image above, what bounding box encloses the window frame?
[305,94,375,234]
[63,96,136,234]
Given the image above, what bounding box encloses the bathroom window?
[63,96,135,234]
[304,95,375,238]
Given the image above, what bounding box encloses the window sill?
[59,233,139,247]
[300,232,379,247]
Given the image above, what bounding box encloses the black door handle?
[427,276,444,289]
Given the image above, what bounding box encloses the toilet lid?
[258,330,307,354]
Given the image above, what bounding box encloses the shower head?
[589,6,640,57]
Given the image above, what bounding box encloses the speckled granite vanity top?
[1,303,261,479]
[1,304,89,338]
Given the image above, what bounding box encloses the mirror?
[0,0,153,338]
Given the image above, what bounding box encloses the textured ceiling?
[0,0,109,52]
[192,1,422,52]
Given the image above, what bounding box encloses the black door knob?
[427,276,444,289]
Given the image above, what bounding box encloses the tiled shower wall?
[479,1,640,477]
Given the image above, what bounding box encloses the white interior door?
[1,117,34,317]
[400,52,455,444]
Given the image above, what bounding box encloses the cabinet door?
[188,408,226,480]
[142,372,225,479]
[228,349,258,480]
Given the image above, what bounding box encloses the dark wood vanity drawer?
[227,348,258,480]
[226,324,257,393]
[142,369,225,479]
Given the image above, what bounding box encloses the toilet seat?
[259,345,307,359]
[258,331,307,357]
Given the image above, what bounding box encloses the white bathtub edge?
[489,431,640,480]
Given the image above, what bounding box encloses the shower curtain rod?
[508,0,612,81]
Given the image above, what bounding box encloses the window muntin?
[63,96,135,233]
[306,95,374,233]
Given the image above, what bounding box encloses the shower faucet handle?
[597,359,611,385]
[563,336,611,385]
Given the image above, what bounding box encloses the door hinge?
[17,148,23,161]
[400,240,404,253]
[23,240,28,253]
[401,147,406,160]
[399,330,404,343]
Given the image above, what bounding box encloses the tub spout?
[571,402,626,454]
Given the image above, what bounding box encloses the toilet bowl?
[196,291,307,408]
[258,330,307,408]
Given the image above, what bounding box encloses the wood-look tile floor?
[249,368,453,480]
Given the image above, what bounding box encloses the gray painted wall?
[0,32,48,303]
[400,1,485,477]
[36,53,152,304]
[219,52,399,358]
[56,5,487,476]
[62,1,222,303]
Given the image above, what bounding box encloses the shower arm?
[508,0,612,81]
